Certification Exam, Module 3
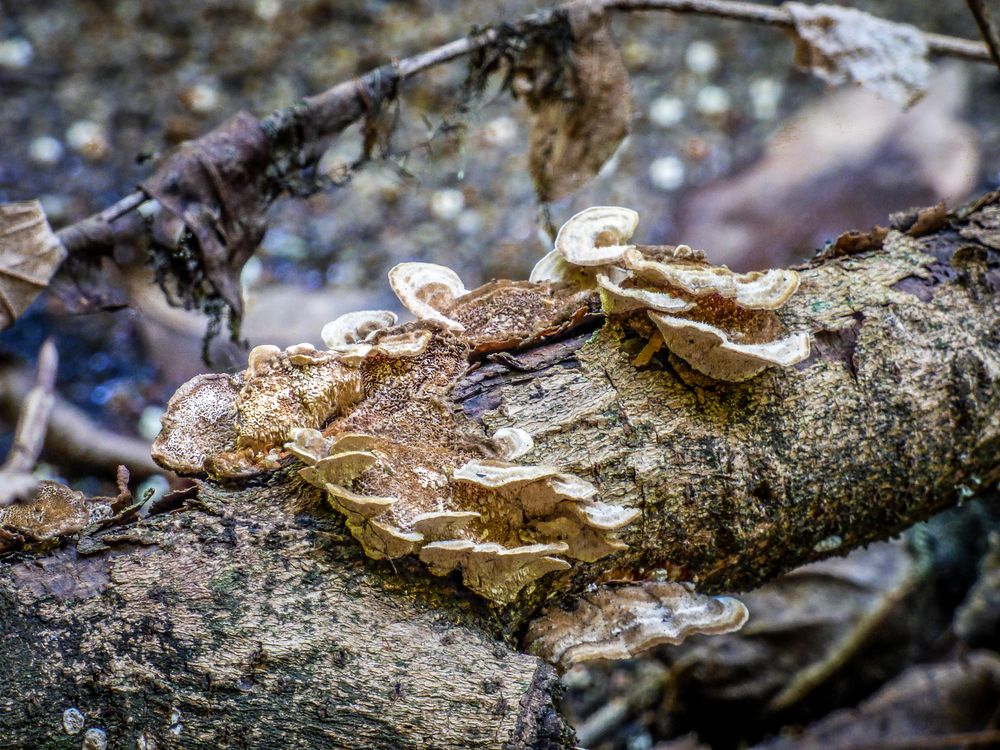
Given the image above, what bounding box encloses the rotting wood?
[0,196,997,748]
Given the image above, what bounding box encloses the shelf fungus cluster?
[152,206,804,617]
[0,471,130,554]
[153,260,631,603]
[532,206,811,380]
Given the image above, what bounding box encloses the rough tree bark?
[1,196,997,749]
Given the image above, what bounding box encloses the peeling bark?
[1,198,998,748]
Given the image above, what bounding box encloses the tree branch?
[2,192,997,748]
[965,0,1000,74]
[53,0,992,259]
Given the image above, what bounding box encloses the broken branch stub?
[0,201,67,330]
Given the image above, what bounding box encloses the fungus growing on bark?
[492,427,534,461]
[389,262,469,331]
[532,205,811,381]
[555,206,639,266]
[622,247,800,310]
[152,373,240,476]
[649,312,812,382]
[524,581,749,670]
[289,432,638,601]
[152,347,363,478]
[372,329,433,358]
[321,310,398,349]
[528,248,583,286]
[419,540,572,604]
[595,271,693,313]
[151,205,810,602]
[0,481,92,547]
[0,469,135,554]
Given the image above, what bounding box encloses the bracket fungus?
[531,205,811,381]
[0,468,134,554]
[525,582,749,670]
[151,204,809,606]
[0,482,93,551]
[554,206,639,266]
[389,262,469,331]
[321,310,398,349]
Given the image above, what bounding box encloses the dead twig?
[53,0,992,260]
[0,361,161,480]
[965,0,1000,75]
[0,339,57,506]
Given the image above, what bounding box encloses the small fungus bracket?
[524,581,749,670]
[530,205,812,381]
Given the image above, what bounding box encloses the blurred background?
[1,1,999,747]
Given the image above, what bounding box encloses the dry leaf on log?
[0,201,67,330]
[784,2,931,108]
[520,0,632,202]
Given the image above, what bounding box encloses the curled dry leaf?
[784,2,931,108]
[142,111,271,332]
[522,0,633,202]
[0,201,67,330]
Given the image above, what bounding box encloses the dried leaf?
[785,2,931,108]
[0,200,67,330]
[654,541,926,711]
[524,0,632,202]
[142,111,271,331]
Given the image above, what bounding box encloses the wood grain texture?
[0,480,567,749]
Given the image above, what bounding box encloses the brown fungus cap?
[151,373,241,476]
[525,581,749,670]
[0,481,92,546]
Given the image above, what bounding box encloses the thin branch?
[0,361,162,480]
[965,0,1000,74]
[52,0,992,257]
[0,339,57,506]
